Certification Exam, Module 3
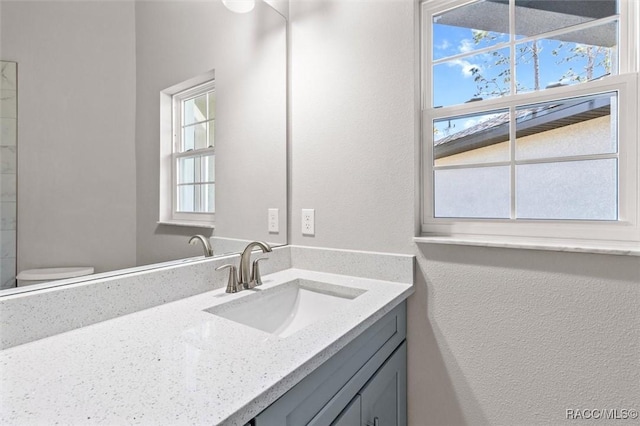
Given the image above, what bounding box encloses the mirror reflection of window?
[0,61,17,289]
[173,81,216,216]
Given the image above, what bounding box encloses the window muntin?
[172,82,215,220]
[423,0,639,244]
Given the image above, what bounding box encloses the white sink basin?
[205,279,366,338]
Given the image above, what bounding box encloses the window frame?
[420,0,640,246]
[159,71,216,228]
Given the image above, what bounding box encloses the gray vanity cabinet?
[359,342,407,426]
[331,342,407,426]
[252,302,407,426]
[331,396,361,426]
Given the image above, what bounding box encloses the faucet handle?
[216,264,240,293]
[251,258,269,286]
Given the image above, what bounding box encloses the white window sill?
[157,220,215,229]
[414,236,640,257]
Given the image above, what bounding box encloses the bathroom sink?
[204,279,366,338]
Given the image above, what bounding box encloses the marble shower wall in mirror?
[0,61,17,289]
[0,0,286,291]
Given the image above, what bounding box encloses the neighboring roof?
[434,96,611,159]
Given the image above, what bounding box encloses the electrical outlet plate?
[302,209,315,236]
[268,208,279,233]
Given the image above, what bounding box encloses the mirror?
[0,0,287,294]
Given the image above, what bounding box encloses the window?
[173,82,215,220]
[159,73,216,227]
[421,0,640,246]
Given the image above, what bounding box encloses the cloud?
[458,39,475,53]
[463,113,502,131]
[436,39,451,50]
[448,59,481,78]
[463,118,479,129]
[549,78,573,85]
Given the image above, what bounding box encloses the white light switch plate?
[302,209,315,236]
[268,208,279,233]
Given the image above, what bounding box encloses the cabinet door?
[359,342,407,426]
[255,303,407,426]
[331,395,361,426]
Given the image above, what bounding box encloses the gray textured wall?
[1,1,137,275]
[290,0,640,424]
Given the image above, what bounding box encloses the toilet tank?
[16,267,95,287]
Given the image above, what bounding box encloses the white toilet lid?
[16,267,95,281]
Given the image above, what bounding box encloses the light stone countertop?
[0,268,413,425]
[414,236,640,256]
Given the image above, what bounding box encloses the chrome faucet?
[239,241,272,289]
[188,235,214,257]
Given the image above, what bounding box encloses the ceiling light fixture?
[222,0,256,14]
